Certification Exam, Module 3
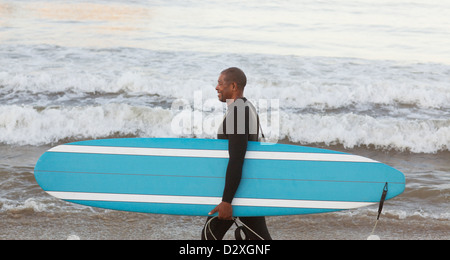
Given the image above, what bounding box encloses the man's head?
[216,67,247,103]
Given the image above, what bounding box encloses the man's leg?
[238,217,272,240]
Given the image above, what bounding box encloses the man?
[201,67,272,240]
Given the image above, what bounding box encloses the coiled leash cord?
[233,217,264,240]
[204,216,264,240]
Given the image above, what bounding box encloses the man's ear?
[231,82,238,91]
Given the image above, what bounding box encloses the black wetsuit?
[201,98,272,240]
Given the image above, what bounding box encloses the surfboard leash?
[203,216,264,240]
[369,182,389,238]
[233,217,265,240]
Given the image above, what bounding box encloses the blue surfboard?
[34,138,405,216]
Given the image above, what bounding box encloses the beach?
[1,0,449,240]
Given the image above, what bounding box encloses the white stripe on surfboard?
[49,145,378,163]
[47,191,375,210]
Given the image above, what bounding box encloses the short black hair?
[221,67,247,90]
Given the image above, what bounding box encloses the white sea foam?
[0,104,174,146]
[335,207,450,222]
[67,235,81,240]
[1,46,449,110]
[1,64,449,111]
[0,198,47,213]
[367,235,381,240]
[279,112,450,153]
[0,103,448,153]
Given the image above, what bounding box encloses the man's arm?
[222,132,248,203]
[209,106,249,220]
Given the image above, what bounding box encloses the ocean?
[0,0,449,240]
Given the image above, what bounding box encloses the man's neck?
[226,93,244,106]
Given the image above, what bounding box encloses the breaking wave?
[0,104,448,153]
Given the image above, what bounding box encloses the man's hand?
[209,201,233,220]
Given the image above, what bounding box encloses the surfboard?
[34,138,405,216]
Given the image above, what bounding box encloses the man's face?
[215,73,233,103]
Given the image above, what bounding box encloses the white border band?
[49,145,378,163]
[47,191,374,210]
